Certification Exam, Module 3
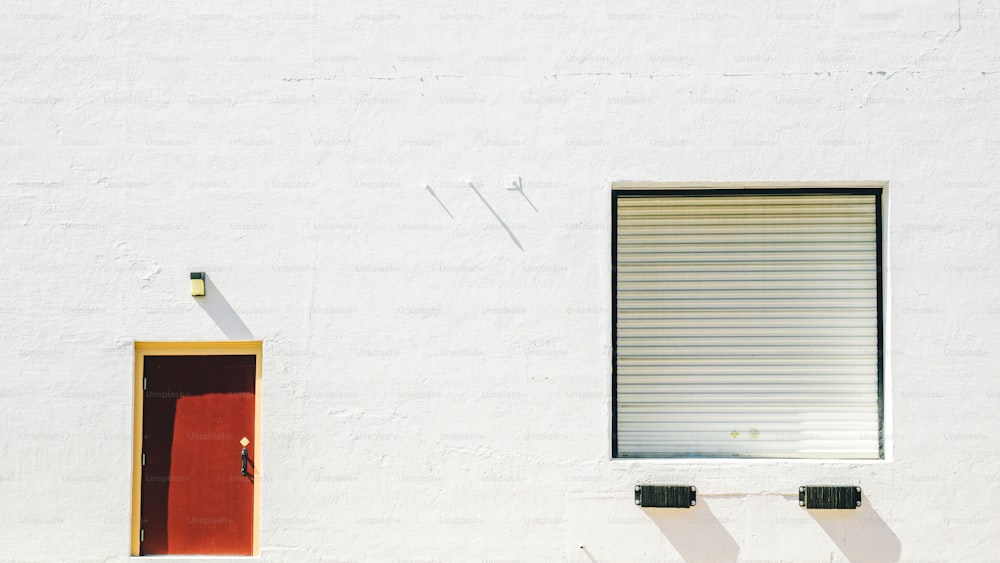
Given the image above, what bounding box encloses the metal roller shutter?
[614,189,882,459]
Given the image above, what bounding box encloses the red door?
[140,355,255,555]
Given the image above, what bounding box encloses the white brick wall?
[1,0,996,560]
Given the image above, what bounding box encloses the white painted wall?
[1,0,997,560]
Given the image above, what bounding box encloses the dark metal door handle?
[241,447,248,476]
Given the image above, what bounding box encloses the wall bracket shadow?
[644,500,740,563]
[806,494,901,563]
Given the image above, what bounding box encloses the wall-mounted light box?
[190,272,206,296]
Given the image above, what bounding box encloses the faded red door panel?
[141,355,255,555]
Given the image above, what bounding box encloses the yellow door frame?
[131,341,263,556]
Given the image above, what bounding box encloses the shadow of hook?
[506,177,539,212]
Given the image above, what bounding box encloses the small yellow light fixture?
[190,272,206,296]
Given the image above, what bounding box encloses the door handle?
[241,447,248,477]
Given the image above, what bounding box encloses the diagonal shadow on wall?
[469,181,524,251]
[195,275,254,340]
[507,177,538,212]
[643,500,740,562]
[425,185,454,218]
[805,494,901,563]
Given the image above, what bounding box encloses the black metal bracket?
[241,447,248,477]
[634,485,696,508]
[799,485,862,509]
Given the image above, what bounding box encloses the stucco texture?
[1,0,997,561]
